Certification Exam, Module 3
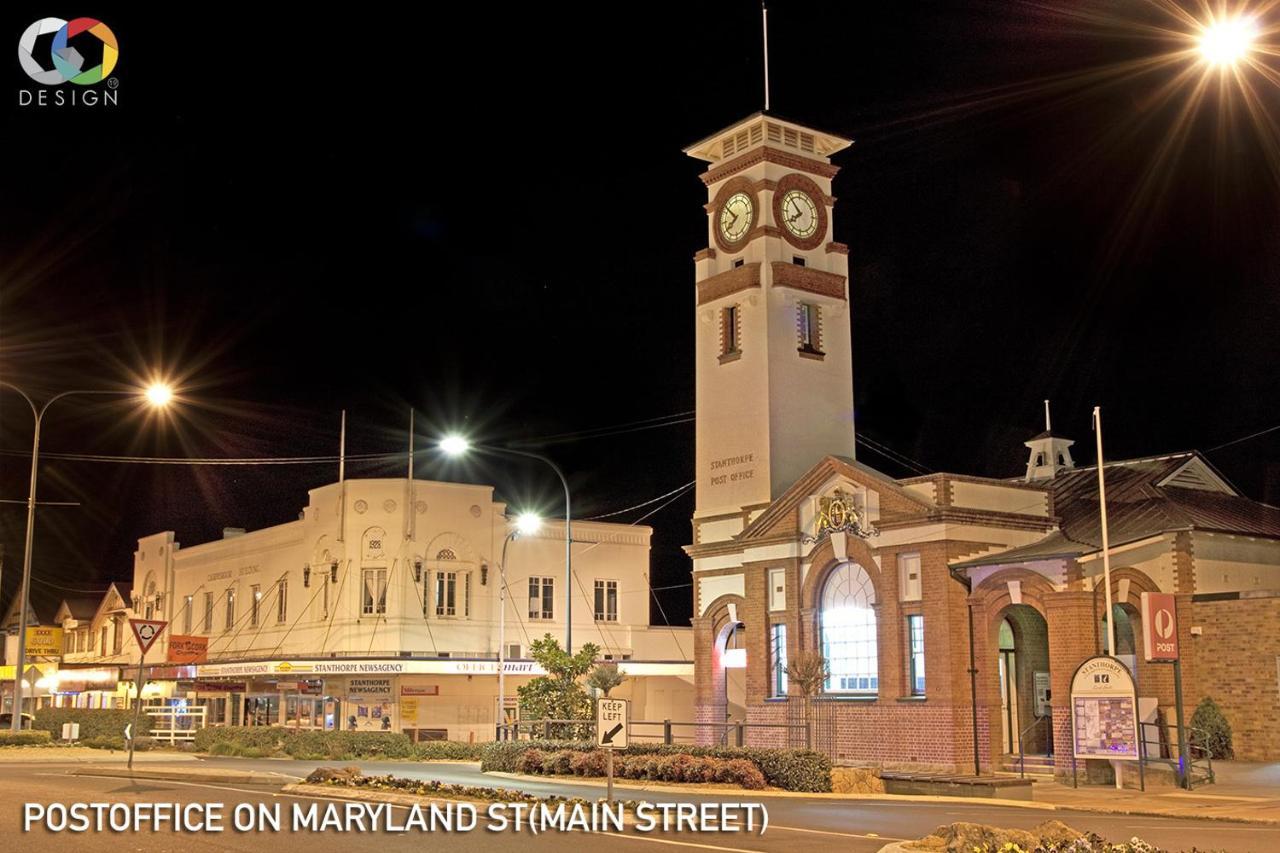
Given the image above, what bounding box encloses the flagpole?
[762,2,771,111]
[338,410,346,543]
[1093,406,1116,658]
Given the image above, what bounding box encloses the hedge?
[516,748,767,789]
[0,730,53,746]
[480,740,831,792]
[33,708,152,740]
[192,727,483,761]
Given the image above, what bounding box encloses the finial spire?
[762,2,770,112]
[1044,399,1052,433]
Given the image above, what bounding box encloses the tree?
[586,662,626,697]
[784,650,829,750]
[516,634,600,739]
[1190,696,1234,759]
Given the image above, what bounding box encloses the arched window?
[820,562,878,694]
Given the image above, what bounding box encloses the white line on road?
[770,823,905,841]
[612,833,771,853]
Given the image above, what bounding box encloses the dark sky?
[2,2,1278,627]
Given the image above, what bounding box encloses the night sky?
[2,2,1278,627]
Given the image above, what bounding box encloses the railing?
[495,718,811,747]
[1138,720,1215,789]
[1016,715,1053,779]
[145,705,206,743]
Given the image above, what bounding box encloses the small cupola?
[1024,400,1075,482]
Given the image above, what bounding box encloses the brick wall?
[1187,594,1280,761]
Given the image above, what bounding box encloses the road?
[3,758,1277,852]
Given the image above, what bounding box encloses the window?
[770,624,788,698]
[436,572,458,616]
[529,577,554,620]
[101,626,108,654]
[113,619,123,654]
[720,305,740,359]
[250,584,261,627]
[277,580,288,623]
[183,595,193,634]
[898,552,922,601]
[203,592,214,633]
[363,569,387,615]
[792,255,806,267]
[820,562,878,694]
[320,577,329,621]
[464,572,471,618]
[594,580,618,622]
[225,589,236,631]
[798,302,822,354]
[733,258,745,268]
[908,615,926,696]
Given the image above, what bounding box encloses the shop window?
[820,561,878,694]
[529,577,554,620]
[594,579,618,621]
[770,624,788,698]
[908,615,926,696]
[363,568,387,615]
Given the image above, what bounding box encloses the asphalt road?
[3,758,1277,853]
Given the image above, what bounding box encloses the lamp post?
[2,382,173,730]
[496,512,542,739]
[440,436,575,652]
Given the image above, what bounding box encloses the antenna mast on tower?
[762,2,770,111]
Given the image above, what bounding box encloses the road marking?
[612,833,770,853]
[770,823,904,841]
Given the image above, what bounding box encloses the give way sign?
[1140,592,1178,661]
[129,619,168,656]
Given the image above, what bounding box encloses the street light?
[1,383,173,730]
[1199,17,1258,67]
[496,513,541,739]
[439,435,575,652]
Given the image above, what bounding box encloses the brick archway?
[692,593,747,744]
[798,535,884,654]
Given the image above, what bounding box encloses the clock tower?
[686,114,854,528]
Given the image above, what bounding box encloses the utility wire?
[584,480,695,520]
[1207,423,1280,452]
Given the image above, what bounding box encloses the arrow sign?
[595,698,629,749]
[129,619,168,655]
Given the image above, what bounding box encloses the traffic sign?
[129,619,168,655]
[596,698,629,749]
[1140,592,1179,661]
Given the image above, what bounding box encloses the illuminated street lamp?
[496,512,541,738]
[1,383,174,730]
[1199,17,1258,67]
[439,435,575,652]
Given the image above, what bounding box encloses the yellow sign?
[400,698,419,724]
[275,662,293,673]
[25,626,63,658]
[816,492,853,533]
[0,663,55,682]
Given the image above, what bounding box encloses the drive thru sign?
[596,698,629,748]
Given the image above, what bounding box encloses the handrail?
[1016,715,1051,779]
[1137,720,1215,789]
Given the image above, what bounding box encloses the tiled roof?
[952,452,1280,569]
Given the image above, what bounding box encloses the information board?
[1070,655,1139,760]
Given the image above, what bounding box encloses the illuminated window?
[436,572,458,616]
[225,589,236,632]
[277,580,288,624]
[594,579,618,621]
[183,596,193,634]
[529,577,554,620]
[798,303,822,354]
[820,562,878,694]
[908,615,925,696]
[720,305,740,359]
[362,569,387,615]
[770,624,788,698]
[250,584,261,627]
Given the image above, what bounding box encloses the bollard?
[663,719,672,745]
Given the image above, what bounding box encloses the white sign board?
[596,698,629,749]
[1070,655,1139,761]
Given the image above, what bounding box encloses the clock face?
[719,192,754,243]
[780,189,819,239]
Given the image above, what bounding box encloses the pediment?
[740,455,936,542]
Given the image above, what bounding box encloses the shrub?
[33,708,151,740]
[0,730,52,746]
[515,748,546,775]
[1190,696,1234,760]
[410,740,484,761]
[194,726,293,754]
[479,741,830,792]
[283,731,413,761]
[544,750,575,775]
[569,749,609,777]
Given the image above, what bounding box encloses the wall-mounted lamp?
[303,564,311,587]
[480,563,489,586]
[413,560,423,583]
[330,561,339,583]
[131,595,140,611]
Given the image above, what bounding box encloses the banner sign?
[166,634,209,664]
[1140,592,1179,662]
[194,658,693,678]
[25,626,63,657]
[1070,655,1139,760]
[192,680,246,693]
